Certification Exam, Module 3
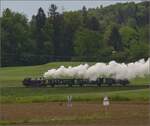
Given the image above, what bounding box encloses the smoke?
[43,58,150,80]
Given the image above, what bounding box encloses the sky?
[1,0,142,20]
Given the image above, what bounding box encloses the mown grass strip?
[0,88,149,103]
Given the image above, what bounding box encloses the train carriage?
[22,77,129,87]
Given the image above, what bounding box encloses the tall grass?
[1,87,149,103]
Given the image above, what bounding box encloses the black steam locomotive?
[22,77,129,87]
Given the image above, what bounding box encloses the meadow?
[0,62,150,126]
[0,62,89,87]
[1,87,149,103]
[0,62,149,87]
[0,62,149,103]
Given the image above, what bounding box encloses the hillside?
[0,62,149,87]
[0,62,93,87]
[1,1,149,66]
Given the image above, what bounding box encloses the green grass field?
[0,62,150,103]
[1,87,149,103]
[0,62,93,87]
[0,62,149,87]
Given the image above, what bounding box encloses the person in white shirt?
[67,95,72,108]
[103,96,110,113]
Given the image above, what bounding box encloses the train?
[22,77,130,87]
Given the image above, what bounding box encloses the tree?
[42,18,54,55]
[48,4,64,57]
[74,28,101,60]
[63,11,82,58]
[138,25,149,44]
[104,24,123,51]
[35,7,46,54]
[29,8,53,64]
[48,4,58,19]
[87,16,100,31]
[82,6,88,27]
[1,1,149,66]
[1,8,30,66]
[36,8,46,28]
[130,42,149,61]
[119,26,139,48]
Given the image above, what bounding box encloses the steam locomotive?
[22,77,129,87]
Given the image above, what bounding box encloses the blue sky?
[1,0,142,20]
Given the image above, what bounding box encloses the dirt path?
[0,101,150,126]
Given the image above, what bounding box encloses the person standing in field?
[67,95,72,108]
[103,96,110,114]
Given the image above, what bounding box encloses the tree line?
[1,1,149,66]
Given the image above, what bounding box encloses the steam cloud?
[44,58,150,80]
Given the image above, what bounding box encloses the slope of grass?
[0,62,149,103]
[0,62,93,87]
[1,87,149,103]
[0,62,149,87]
[130,75,150,85]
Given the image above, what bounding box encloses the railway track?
[33,84,150,88]
[2,84,150,88]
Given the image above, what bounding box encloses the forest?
[1,1,149,66]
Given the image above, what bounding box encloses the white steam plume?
[43,58,150,80]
